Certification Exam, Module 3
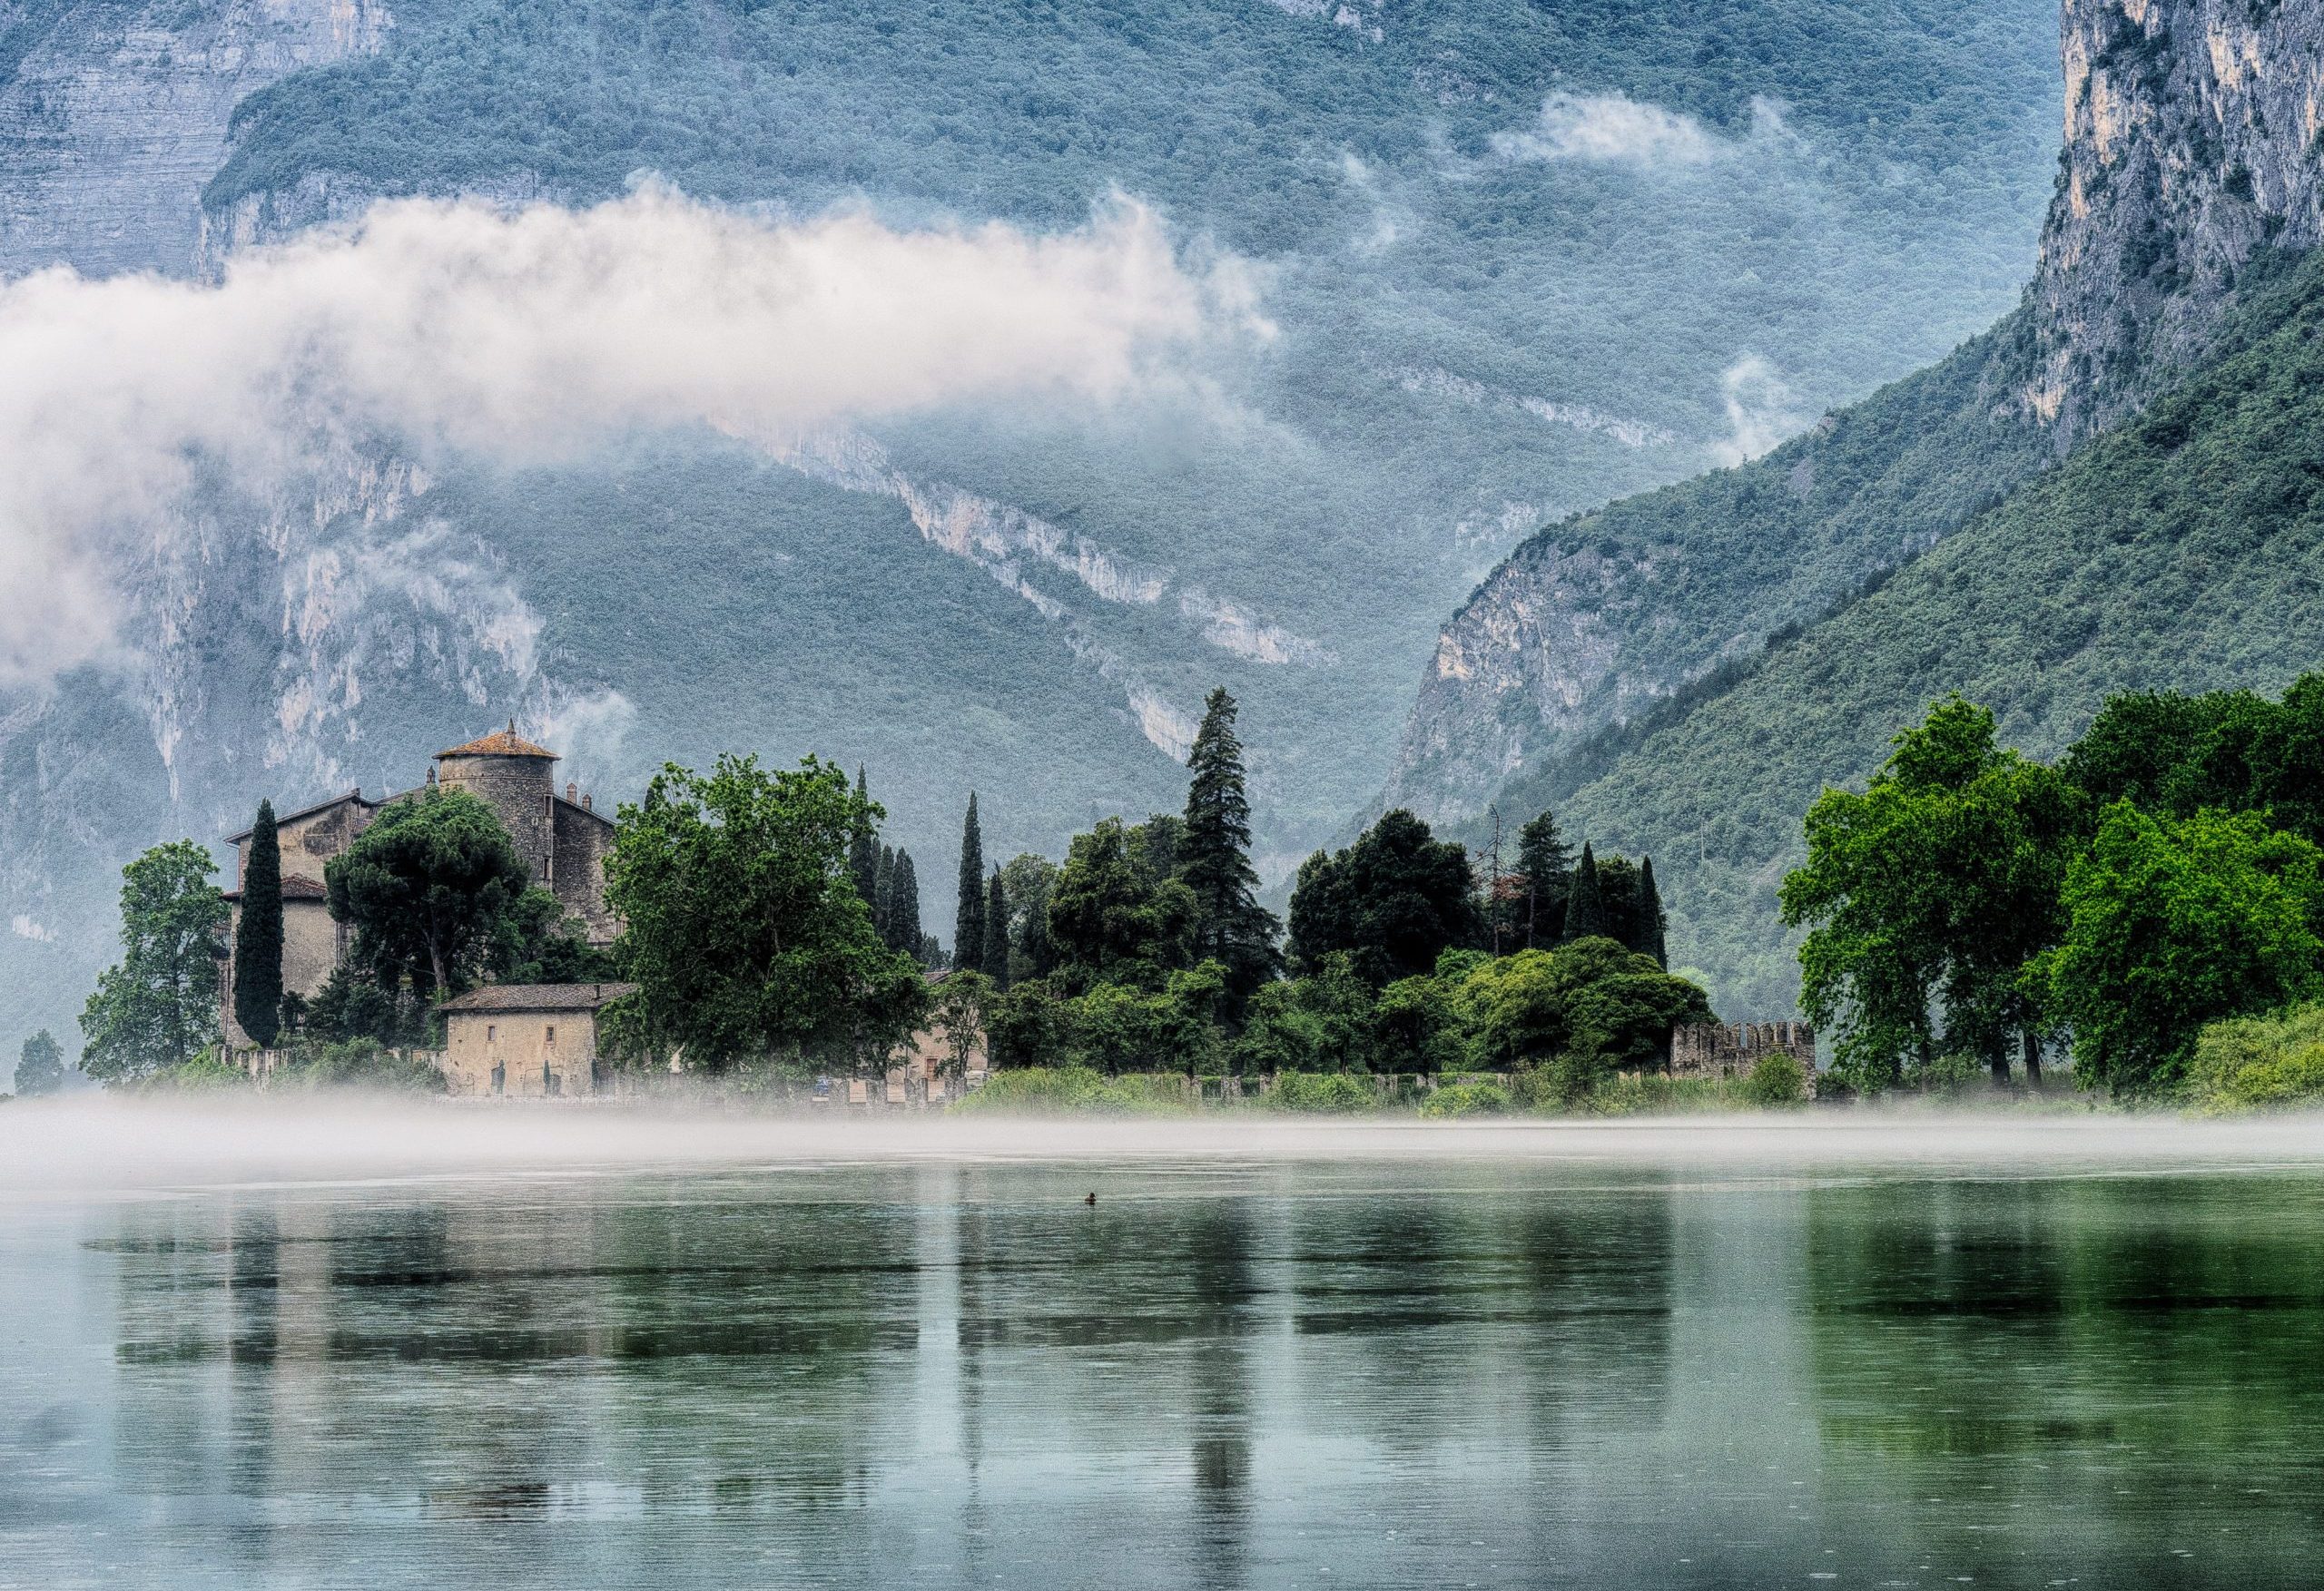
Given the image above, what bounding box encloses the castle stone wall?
[552,797,618,943]
[438,752,556,885]
[1669,1020,1817,1080]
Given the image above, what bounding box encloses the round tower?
[434,721,558,885]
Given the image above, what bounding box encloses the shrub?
[1420,1082,1512,1119]
[950,1066,1182,1115]
[148,1053,251,1092]
[1268,1071,1376,1114]
[1741,1053,1808,1106]
[1917,1050,1989,1097]
[286,1039,445,1093]
[2188,1002,2324,1113]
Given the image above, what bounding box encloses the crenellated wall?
[1669,1020,1817,1080]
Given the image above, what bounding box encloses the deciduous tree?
[80,840,227,1084]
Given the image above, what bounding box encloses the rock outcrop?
[2024,0,2324,437]
[0,0,389,279]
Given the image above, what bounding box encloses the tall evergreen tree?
[887,850,924,958]
[849,767,879,907]
[231,799,285,1048]
[1637,857,1669,968]
[1596,854,1642,951]
[14,1030,65,1096]
[872,844,896,942]
[1514,809,1574,948]
[953,792,986,970]
[1563,843,1607,941]
[1019,873,1055,979]
[1177,687,1280,1007]
[980,869,1011,987]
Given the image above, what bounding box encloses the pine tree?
[1020,879,1055,979]
[980,869,1011,987]
[1563,842,1607,941]
[887,850,924,958]
[232,799,284,1048]
[849,767,879,907]
[872,844,895,942]
[1637,856,1669,968]
[953,792,986,970]
[1177,687,1279,1008]
[1514,809,1574,948]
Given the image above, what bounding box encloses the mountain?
[0,0,2063,1066]
[1388,0,2324,1016]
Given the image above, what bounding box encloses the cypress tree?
[953,792,986,970]
[1563,842,1607,942]
[849,767,879,907]
[872,844,895,942]
[887,850,924,958]
[232,799,284,1048]
[1177,686,1279,1007]
[1637,856,1668,968]
[1020,879,1054,978]
[980,869,1011,987]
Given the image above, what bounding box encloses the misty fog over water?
[7,1105,2324,1587]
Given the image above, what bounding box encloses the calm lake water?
[6,1133,2324,1588]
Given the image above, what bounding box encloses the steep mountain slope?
[1546,244,2324,1015]
[1397,0,2324,1016]
[0,0,2064,1066]
[1391,0,2324,835]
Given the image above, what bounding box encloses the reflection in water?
[6,1159,2324,1586]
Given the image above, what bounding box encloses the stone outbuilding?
[438,982,637,1097]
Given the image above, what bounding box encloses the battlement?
[1669,1020,1816,1079]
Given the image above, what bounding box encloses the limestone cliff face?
[2025,0,2324,437]
[1384,0,2324,829]
[0,0,389,279]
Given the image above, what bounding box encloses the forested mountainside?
[0,0,2063,1062]
[1395,0,2324,1016]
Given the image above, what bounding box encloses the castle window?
[487,1024,496,1043]
[546,1026,557,1046]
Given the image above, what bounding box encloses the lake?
[5,1106,2323,1588]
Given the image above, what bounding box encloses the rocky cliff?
[2024,0,2324,437]
[0,0,388,278]
[1386,0,2324,830]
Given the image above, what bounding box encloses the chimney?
[566,781,577,803]
[581,793,593,811]
[426,766,437,786]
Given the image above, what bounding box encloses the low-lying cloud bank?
[0,189,1258,687]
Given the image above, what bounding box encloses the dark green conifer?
[1020,880,1055,978]
[1177,687,1279,1008]
[1637,856,1669,968]
[872,844,895,942]
[1563,842,1607,941]
[1514,809,1574,948]
[887,850,924,958]
[953,792,986,970]
[849,767,879,907]
[232,799,284,1048]
[980,869,1011,987]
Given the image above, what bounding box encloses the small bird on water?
[1084,1192,1098,1206]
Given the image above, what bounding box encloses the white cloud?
[0,189,1255,687]
[1492,92,1792,170]
[1709,353,1810,466]
[9,914,56,943]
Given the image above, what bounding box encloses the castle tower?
[435,721,559,886]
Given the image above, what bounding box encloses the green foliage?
[950,1066,1185,1116]
[231,799,284,1047]
[1267,1071,1375,1114]
[980,870,1011,987]
[1512,809,1573,950]
[307,964,429,1047]
[146,1053,251,1093]
[2048,804,2324,1095]
[1233,954,1374,1075]
[605,753,929,1070]
[1741,1051,1809,1106]
[281,1038,447,1093]
[1563,844,1608,941]
[1780,697,2076,1092]
[13,1030,65,1097]
[1046,817,1195,990]
[1420,1081,1512,1119]
[1287,810,1478,985]
[1460,938,1713,1073]
[327,786,531,999]
[79,840,226,1085]
[2187,1001,2324,1114]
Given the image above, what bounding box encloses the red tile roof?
[438,719,557,761]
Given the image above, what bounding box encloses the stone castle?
[1669,1021,1816,1081]
[217,723,615,1047]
